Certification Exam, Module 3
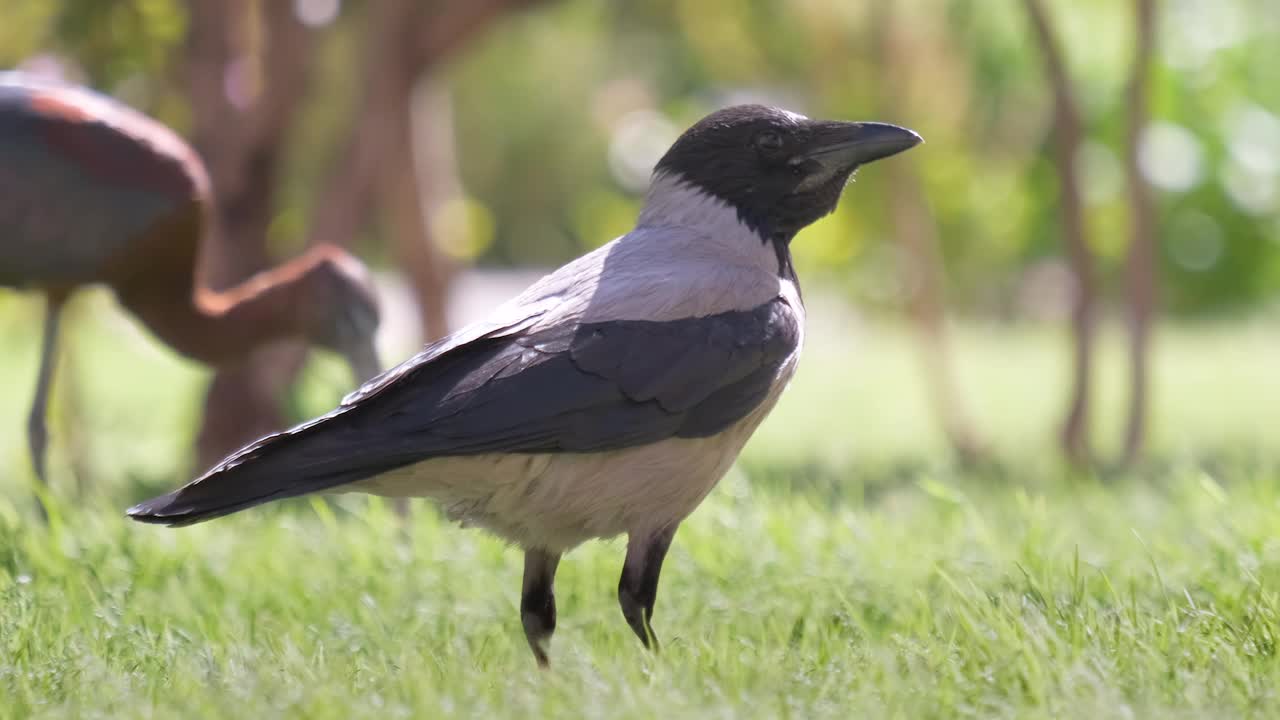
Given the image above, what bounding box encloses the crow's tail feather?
[125,408,410,527]
[126,487,294,527]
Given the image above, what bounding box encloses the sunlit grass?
[1,291,1279,717]
[5,461,1280,718]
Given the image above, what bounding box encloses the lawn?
[2,289,1280,718]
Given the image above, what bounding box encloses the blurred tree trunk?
[1022,0,1097,466]
[185,0,316,284]
[384,78,461,345]
[183,0,319,470]
[306,0,547,253]
[1121,0,1159,465]
[874,4,986,464]
[304,0,421,254]
[198,0,547,468]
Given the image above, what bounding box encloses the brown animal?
[0,73,380,486]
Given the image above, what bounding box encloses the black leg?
[28,294,66,522]
[618,524,678,650]
[28,293,64,488]
[521,548,561,668]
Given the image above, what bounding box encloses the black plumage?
[130,299,800,527]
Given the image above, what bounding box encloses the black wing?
[129,298,800,526]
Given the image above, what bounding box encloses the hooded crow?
[129,104,922,666]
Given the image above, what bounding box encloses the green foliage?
[50,0,184,91]
[0,1,58,67]
[451,0,1280,315]
[2,0,1279,311]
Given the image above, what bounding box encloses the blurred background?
[1,0,1279,497]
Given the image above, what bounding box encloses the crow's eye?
[755,130,782,151]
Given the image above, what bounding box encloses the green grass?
[2,291,1280,718]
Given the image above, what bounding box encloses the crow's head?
[652,105,922,242]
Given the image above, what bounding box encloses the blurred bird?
[129,105,921,666]
[0,73,381,488]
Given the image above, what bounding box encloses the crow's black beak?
[802,121,923,169]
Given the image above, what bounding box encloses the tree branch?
[414,0,547,68]
[182,0,318,287]
[307,0,549,251]
[874,3,987,463]
[1121,0,1159,463]
[1022,0,1098,466]
[183,0,320,469]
